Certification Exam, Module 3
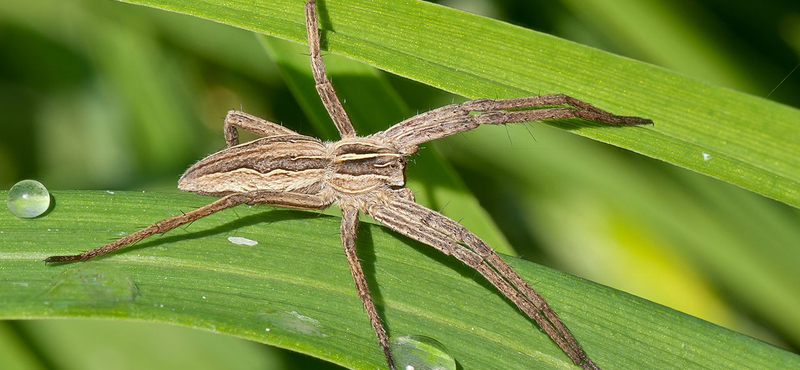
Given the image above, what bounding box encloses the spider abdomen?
[178,135,328,196]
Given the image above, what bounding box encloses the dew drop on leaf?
[255,309,330,337]
[7,179,50,218]
[390,335,456,370]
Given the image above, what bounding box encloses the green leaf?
[1,191,798,369]
[114,0,800,209]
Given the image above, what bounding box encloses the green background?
[1,0,800,369]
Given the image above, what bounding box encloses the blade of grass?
[558,0,762,92]
[1,191,799,369]
[112,0,800,209]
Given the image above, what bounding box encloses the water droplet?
[7,179,50,218]
[255,309,329,337]
[390,335,456,370]
[44,265,139,308]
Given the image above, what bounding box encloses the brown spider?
[46,1,652,369]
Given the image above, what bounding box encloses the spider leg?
[224,111,300,147]
[305,0,357,138]
[340,205,396,370]
[362,189,600,370]
[44,191,330,263]
[399,197,600,370]
[374,94,652,155]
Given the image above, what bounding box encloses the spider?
[46,1,652,369]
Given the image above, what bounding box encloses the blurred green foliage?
[1,0,799,369]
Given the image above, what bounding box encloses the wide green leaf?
[2,191,798,369]
[114,0,800,209]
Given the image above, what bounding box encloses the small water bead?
[255,309,330,337]
[390,335,456,370]
[7,179,50,218]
